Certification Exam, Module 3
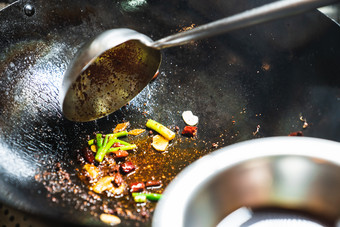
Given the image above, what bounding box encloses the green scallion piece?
[133,194,146,203]
[94,131,131,162]
[104,131,128,139]
[112,130,128,138]
[103,135,110,147]
[114,139,132,146]
[107,144,137,153]
[132,193,162,201]
[146,119,175,140]
[96,134,103,148]
[95,137,117,162]
[88,139,94,146]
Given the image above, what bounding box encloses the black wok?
[0,0,340,226]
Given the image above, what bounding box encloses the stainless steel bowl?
[153,137,340,227]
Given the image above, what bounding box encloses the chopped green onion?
[114,139,132,146]
[88,139,94,146]
[146,119,175,140]
[103,135,109,147]
[95,137,117,162]
[132,193,162,201]
[95,148,104,162]
[93,131,132,162]
[96,134,103,148]
[107,144,137,153]
[96,134,104,158]
[133,194,146,203]
[106,131,128,138]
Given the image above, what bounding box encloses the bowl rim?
[152,136,340,227]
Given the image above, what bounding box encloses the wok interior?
[0,0,340,225]
[185,156,340,226]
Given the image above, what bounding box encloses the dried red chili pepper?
[130,182,145,192]
[114,150,129,158]
[83,147,95,164]
[288,131,303,136]
[146,180,162,188]
[182,126,198,137]
[120,161,136,174]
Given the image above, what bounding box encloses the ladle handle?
[151,0,339,49]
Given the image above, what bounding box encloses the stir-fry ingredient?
[146,180,162,188]
[151,135,169,151]
[83,164,100,179]
[96,133,103,148]
[182,110,199,126]
[288,131,303,136]
[130,182,145,192]
[112,149,129,158]
[128,128,146,136]
[93,131,135,162]
[132,193,162,201]
[83,147,95,163]
[113,122,130,133]
[93,176,116,194]
[120,161,136,174]
[109,145,137,153]
[88,139,94,146]
[133,194,147,203]
[182,126,198,137]
[146,119,175,140]
[95,137,117,162]
[100,213,121,225]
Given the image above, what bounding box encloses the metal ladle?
[61,0,338,122]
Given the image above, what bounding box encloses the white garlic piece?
[100,213,121,225]
[182,111,198,126]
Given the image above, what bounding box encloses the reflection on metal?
[319,3,340,23]
[154,137,340,227]
[217,207,325,226]
[24,4,35,16]
[217,207,253,227]
[121,0,147,12]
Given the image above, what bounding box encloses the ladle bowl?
[61,29,161,122]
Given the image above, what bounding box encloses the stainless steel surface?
[153,137,340,227]
[62,0,340,122]
[320,3,340,23]
[151,0,339,49]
